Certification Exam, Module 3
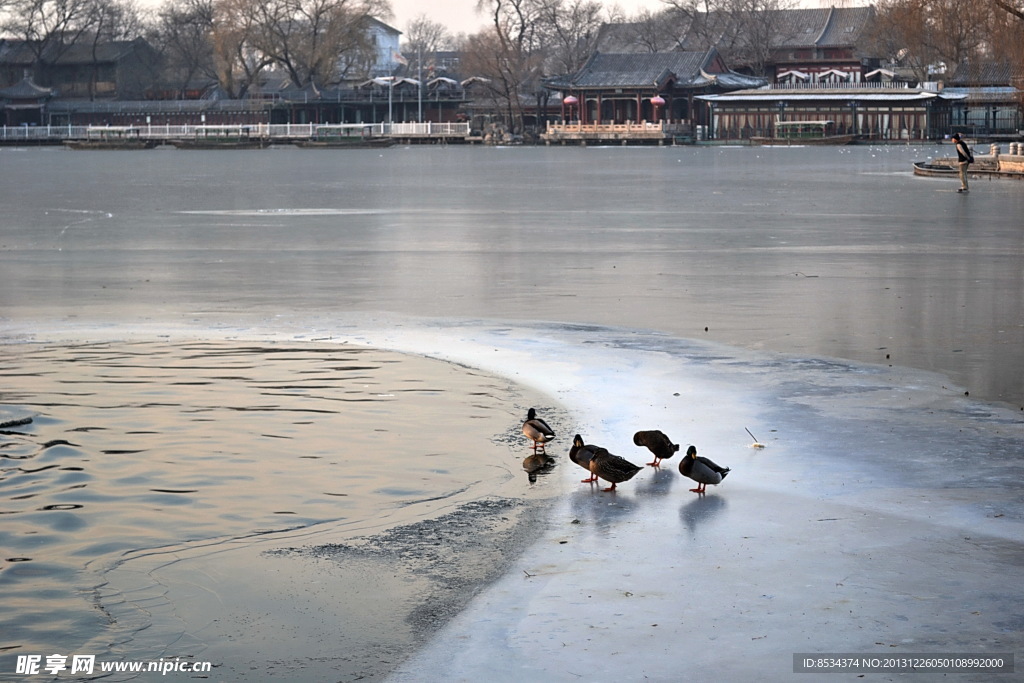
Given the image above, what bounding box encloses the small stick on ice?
[745,427,765,449]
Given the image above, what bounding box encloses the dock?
[540,121,693,146]
[0,122,472,147]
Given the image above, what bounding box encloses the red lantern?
[563,95,579,105]
[650,95,665,122]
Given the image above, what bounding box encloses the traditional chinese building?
[697,84,961,141]
[943,62,1023,139]
[542,49,764,143]
[0,75,52,126]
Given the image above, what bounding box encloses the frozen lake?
[1,143,1022,407]
[1,144,1022,680]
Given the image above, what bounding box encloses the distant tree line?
[865,0,1024,83]
[2,0,1021,125]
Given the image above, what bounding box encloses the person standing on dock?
[952,132,974,193]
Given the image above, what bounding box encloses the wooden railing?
[545,121,666,135]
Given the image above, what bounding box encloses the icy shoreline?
[327,318,1023,683]
[4,316,1022,681]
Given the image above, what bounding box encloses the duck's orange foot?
[582,476,598,483]
[602,484,618,492]
[646,460,660,467]
[689,487,705,494]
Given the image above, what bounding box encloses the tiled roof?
[0,76,52,99]
[678,6,874,51]
[0,38,151,66]
[698,87,951,103]
[550,51,715,89]
[949,62,1024,87]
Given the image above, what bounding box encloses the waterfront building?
[542,49,765,144]
[697,84,960,141]
[0,75,52,126]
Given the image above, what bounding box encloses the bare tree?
[989,0,1023,77]
[536,0,605,75]
[664,0,797,77]
[81,0,145,98]
[152,0,216,97]
[472,0,546,134]
[2,0,98,81]
[210,0,273,98]
[250,0,388,88]
[866,0,990,79]
[402,14,453,56]
[620,7,688,53]
[401,14,453,79]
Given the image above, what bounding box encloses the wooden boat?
[912,160,957,177]
[913,158,1024,180]
[65,126,156,150]
[751,120,855,146]
[170,125,269,149]
[751,134,856,146]
[295,136,394,149]
[293,124,393,149]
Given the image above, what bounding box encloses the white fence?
[0,122,471,142]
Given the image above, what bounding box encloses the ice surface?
[319,318,1024,683]
[2,144,1022,679]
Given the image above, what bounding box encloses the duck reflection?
[523,452,555,483]
[634,466,676,497]
[569,488,639,534]
[679,494,728,536]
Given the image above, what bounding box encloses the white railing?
[770,81,912,90]
[384,122,471,136]
[1,121,470,142]
[546,121,666,133]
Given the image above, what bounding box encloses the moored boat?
[751,120,855,146]
[912,160,957,177]
[170,125,269,150]
[295,137,394,149]
[913,157,1024,180]
[64,126,156,150]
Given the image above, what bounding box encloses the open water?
[0,143,1022,680]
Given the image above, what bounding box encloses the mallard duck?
[633,429,680,467]
[678,445,730,494]
[522,408,555,453]
[569,434,642,492]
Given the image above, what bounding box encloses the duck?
[678,445,730,494]
[569,434,642,492]
[633,429,680,467]
[522,408,555,453]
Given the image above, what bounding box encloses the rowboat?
[913,158,1024,180]
[912,160,957,177]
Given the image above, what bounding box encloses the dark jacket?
[954,138,974,164]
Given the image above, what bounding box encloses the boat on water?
[64,126,157,150]
[170,125,269,150]
[913,157,1023,180]
[751,120,855,146]
[294,124,393,149]
[912,160,957,176]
